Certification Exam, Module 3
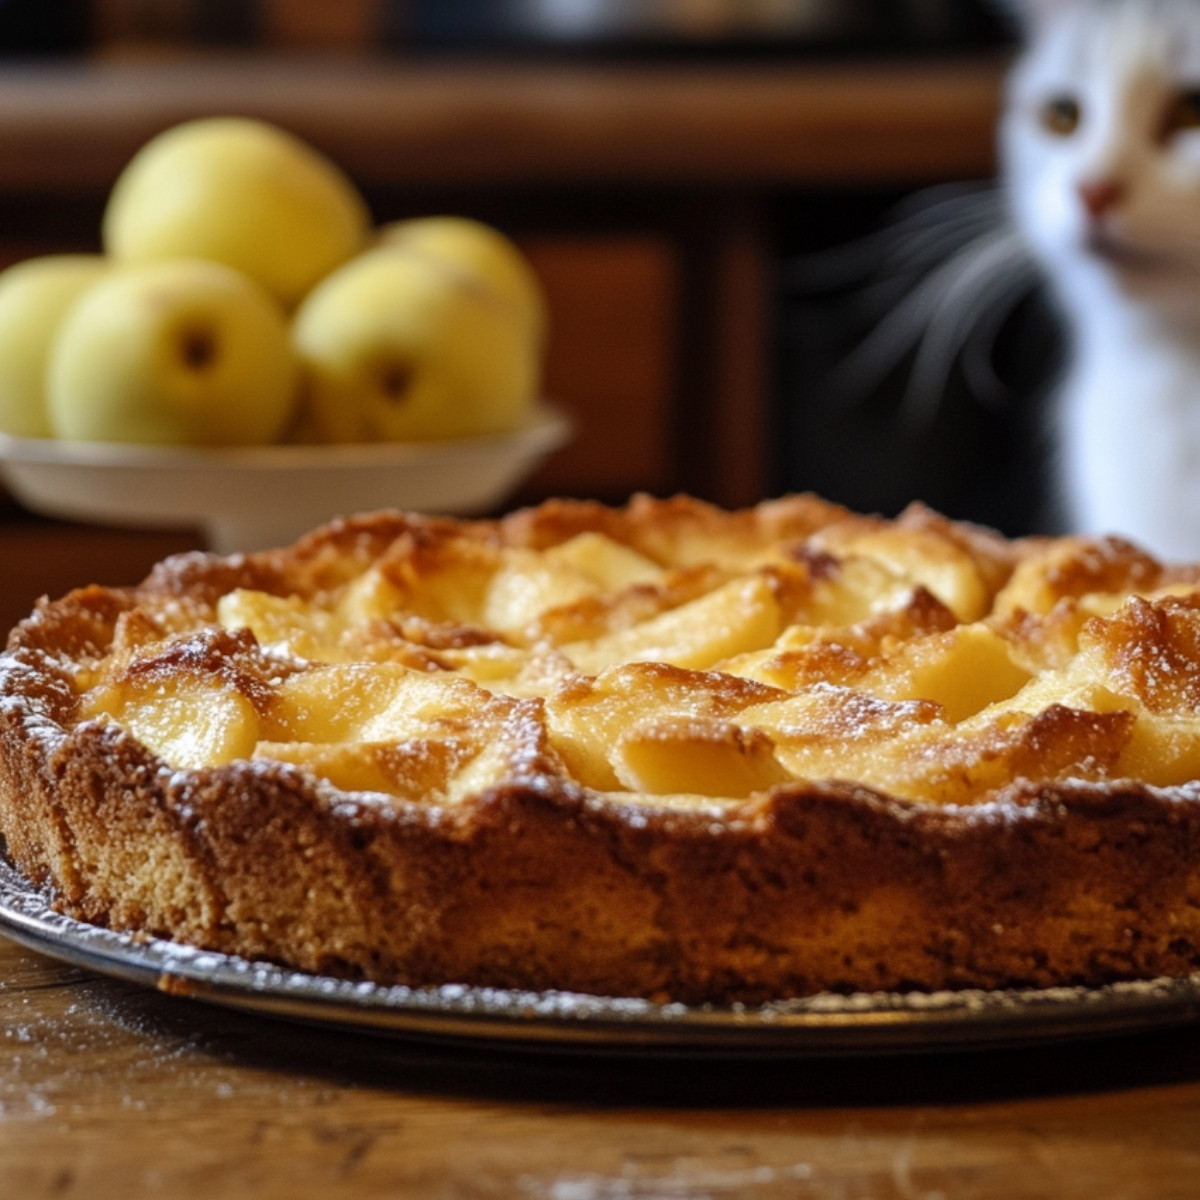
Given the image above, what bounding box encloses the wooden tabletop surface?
[5,930,1200,1199]
[3,520,1200,1198]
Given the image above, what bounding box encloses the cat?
[786,0,1200,561]
[1003,0,1200,560]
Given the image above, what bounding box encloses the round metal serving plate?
[4,856,1200,1056]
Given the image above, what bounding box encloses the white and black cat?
[788,0,1200,561]
[1004,0,1200,560]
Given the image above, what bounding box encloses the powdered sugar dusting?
[0,654,70,752]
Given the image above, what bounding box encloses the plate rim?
[0,407,571,473]
[4,854,1200,1056]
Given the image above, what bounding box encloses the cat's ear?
[992,0,1078,35]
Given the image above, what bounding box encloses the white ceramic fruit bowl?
[0,408,571,554]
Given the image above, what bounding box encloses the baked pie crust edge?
[2,495,1199,1005]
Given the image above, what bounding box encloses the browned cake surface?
[4,493,1200,1003]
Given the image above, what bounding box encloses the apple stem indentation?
[379,362,413,405]
[181,328,217,372]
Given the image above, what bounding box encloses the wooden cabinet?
[520,235,679,501]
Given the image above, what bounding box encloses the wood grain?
[4,934,1200,1199]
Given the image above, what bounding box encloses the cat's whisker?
[904,268,1040,427]
[855,232,1013,320]
[822,269,962,404]
[873,190,1008,274]
[824,223,1033,419]
[960,265,1046,407]
[901,229,1039,429]
[780,184,1005,294]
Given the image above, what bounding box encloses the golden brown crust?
[4,493,1200,1003]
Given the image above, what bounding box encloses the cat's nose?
[1078,178,1126,219]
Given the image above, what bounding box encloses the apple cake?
[4,493,1200,1004]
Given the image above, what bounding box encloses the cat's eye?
[1162,89,1200,138]
[1040,95,1081,136]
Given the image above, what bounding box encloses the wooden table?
[5,929,1200,1198]
[3,520,1200,1198]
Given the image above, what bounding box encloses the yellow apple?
[0,255,109,438]
[102,117,371,309]
[377,215,548,344]
[47,259,299,446]
[291,245,537,443]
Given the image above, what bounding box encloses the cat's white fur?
[1003,0,1200,559]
